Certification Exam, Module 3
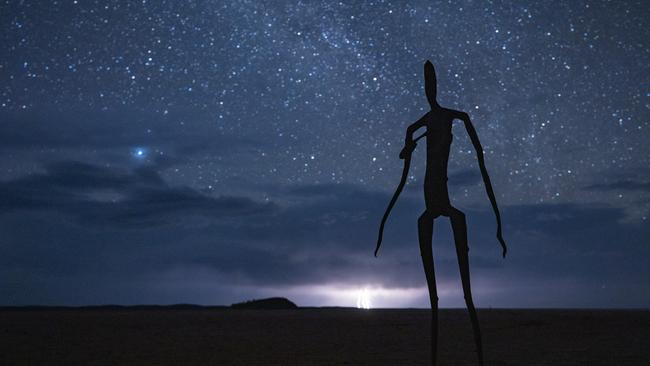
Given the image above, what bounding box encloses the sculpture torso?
[424,107,454,212]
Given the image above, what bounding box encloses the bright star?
[132,147,147,159]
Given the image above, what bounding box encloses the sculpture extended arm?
[458,111,507,258]
[375,151,412,257]
[375,115,427,257]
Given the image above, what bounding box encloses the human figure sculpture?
[375,61,507,366]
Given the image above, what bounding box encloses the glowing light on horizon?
[319,284,428,308]
[253,283,430,308]
[356,287,372,309]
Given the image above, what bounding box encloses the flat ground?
[1,308,648,365]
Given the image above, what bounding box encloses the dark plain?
[1,308,648,365]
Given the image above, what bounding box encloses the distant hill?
[231,297,298,309]
[0,299,301,311]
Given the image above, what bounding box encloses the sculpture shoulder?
[443,108,469,121]
[429,108,465,125]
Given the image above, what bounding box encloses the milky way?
[1,1,648,307]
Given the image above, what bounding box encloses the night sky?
[1,1,648,308]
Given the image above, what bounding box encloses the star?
[132,147,147,160]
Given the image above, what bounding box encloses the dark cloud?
[448,169,481,188]
[583,180,650,193]
[1,176,648,307]
[0,160,276,227]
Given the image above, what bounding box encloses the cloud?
[0,160,276,227]
[448,168,481,187]
[583,180,650,193]
[0,174,648,307]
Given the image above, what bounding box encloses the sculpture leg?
[418,211,438,366]
[449,207,484,366]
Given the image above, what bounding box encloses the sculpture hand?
[399,140,416,159]
[497,228,507,258]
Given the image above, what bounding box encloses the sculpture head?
[424,60,438,108]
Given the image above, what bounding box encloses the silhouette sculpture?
[375,61,507,366]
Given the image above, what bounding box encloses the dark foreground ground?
[1,308,648,365]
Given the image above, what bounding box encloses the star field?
[1,1,649,307]
[3,1,648,215]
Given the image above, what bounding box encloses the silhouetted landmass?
[0,299,304,311]
[231,297,298,309]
